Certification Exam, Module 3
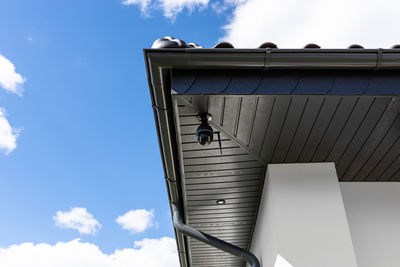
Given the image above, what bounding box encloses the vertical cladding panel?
[236,97,258,146]
[285,96,325,162]
[326,97,377,163]
[312,97,359,162]
[208,96,224,125]
[261,96,292,162]
[378,154,400,181]
[298,96,342,162]
[365,136,400,181]
[340,97,400,181]
[353,111,400,181]
[336,98,393,179]
[222,97,241,135]
[272,96,309,163]
[389,169,400,181]
[248,97,275,155]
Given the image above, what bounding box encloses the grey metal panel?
[181,133,230,144]
[340,97,400,180]
[183,147,244,158]
[186,185,260,196]
[188,202,258,212]
[261,96,292,161]
[221,97,241,135]
[389,168,400,181]
[312,97,359,162]
[184,154,255,165]
[185,174,262,185]
[284,96,325,162]
[236,97,258,146]
[188,211,256,220]
[353,112,400,181]
[325,97,378,162]
[186,190,261,201]
[364,136,400,181]
[184,167,264,178]
[272,96,309,162]
[248,97,275,154]
[298,96,342,161]
[186,179,261,190]
[188,206,257,215]
[184,161,262,172]
[208,96,224,125]
[182,140,238,151]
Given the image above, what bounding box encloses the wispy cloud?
[122,0,152,13]
[0,237,179,267]
[0,54,25,96]
[122,0,210,19]
[116,209,156,234]
[53,207,101,235]
[0,108,20,155]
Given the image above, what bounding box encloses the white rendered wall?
[340,183,400,267]
[250,163,358,267]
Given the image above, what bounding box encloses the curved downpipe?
[172,203,261,267]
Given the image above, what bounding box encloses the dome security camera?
[196,113,214,146]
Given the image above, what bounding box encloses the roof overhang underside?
[144,49,400,267]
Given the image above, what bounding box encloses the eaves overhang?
[144,46,400,267]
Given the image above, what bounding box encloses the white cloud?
[122,0,151,13]
[0,108,20,155]
[116,209,156,234]
[158,0,209,18]
[54,207,101,235]
[221,0,400,48]
[123,0,209,19]
[0,237,179,267]
[0,54,25,96]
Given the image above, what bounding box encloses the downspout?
[171,203,261,267]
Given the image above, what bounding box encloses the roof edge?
[144,48,400,70]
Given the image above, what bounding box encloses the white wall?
[340,183,400,267]
[250,163,358,267]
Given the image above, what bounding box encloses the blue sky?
[0,0,225,251]
[0,0,400,266]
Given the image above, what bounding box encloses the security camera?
[196,113,213,146]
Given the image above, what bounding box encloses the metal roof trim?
[145,49,400,70]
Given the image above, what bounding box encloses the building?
[144,36,400,267]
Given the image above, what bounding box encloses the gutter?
[144,48,400,267]
[144,48,400,70]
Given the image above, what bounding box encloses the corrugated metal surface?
[173,93,400,267]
